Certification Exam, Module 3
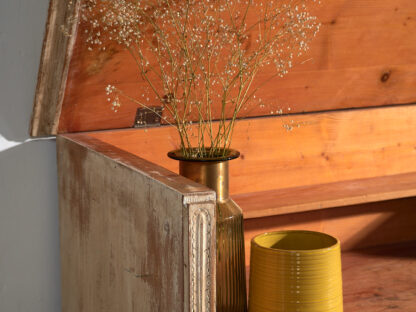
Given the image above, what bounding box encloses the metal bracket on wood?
[133,106,163,128]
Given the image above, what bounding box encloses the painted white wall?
[0,1,61,311]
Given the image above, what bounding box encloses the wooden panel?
[235,172,416,219]
[57,134,216,312]
[30,0,80,137]
[243,197,416,269]
[57,0,416,133]
[88,105,416,195]
[30,0,416,134]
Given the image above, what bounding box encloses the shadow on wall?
[0,140,61,312]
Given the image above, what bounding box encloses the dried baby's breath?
[82,0,320,158]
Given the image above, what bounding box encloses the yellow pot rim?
[251,230,340,254]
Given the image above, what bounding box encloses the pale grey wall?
[0,0,61,311]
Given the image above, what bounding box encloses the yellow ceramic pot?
[248,230,343,312]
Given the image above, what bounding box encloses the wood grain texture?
[342,241,416,311]
[235,172,416,219]
[55,0,416,133]
[57,134,216,312]
[88,105,416,195]
[30,0,416,134]
[30,0,81,137]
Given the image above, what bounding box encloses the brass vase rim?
[167,148,240,162]
[251,230,340,254]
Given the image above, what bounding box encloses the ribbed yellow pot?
[248,230,343,312]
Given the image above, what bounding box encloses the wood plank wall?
[56,0,416,133]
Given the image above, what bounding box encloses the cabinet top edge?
[57,133,216,200]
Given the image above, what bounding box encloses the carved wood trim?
[30,0,81,137]
[186,201,216,312]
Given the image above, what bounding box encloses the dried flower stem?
[83,0,320,159]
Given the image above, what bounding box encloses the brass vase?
[168,149,248,312]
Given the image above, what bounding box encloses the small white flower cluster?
[110,96,121,112]
[105,84,115,95]
[105,85,120,112]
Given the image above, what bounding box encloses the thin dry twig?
[82,0,320,159]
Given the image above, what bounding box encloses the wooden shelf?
[234,172,416,219]
[342,241,416,311]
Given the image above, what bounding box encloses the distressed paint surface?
[30,0,80,136]
[57,135,216,311]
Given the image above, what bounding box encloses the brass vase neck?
[179,160,229,202]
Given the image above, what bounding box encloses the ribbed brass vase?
[249,230,343,312]
[168,149,247,312]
